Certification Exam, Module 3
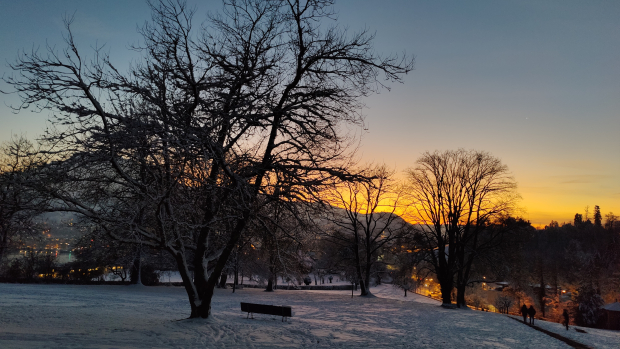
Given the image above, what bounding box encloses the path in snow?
[507,315,620,349]
[507,317,590,349]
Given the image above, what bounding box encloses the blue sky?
[1,0,618,225]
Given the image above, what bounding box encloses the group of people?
[520,304,537,325]
[520,304,570,330]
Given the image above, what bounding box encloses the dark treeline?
[473,211,620,328]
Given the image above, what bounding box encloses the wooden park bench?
[240,302,293,322]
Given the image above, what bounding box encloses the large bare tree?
[3,0,412,318]
[405,149,519,307]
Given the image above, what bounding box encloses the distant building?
[602,302,620,330]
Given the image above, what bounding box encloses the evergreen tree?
[574,213,583,226]
[593,205,602,227]
[573,284,604,327]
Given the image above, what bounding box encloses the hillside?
[2,283,617,348]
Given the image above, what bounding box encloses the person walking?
[521,304,528,324]
[562,309,569,330]
[528,305,536,325]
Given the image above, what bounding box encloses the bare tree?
[405,149,519,307]
[494,295,513,314]
[0,136,49,267]
[3,0,412,318]
[244,196,313,291]
[323,165,411,296]
[604,212,617,230]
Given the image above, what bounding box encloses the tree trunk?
[359,278,369,296]
[184,209,252,319]
[455,256,474,308]
[363,258,372,296]
[439,272,454,306]
[357,261,369,296]
[353,230,369,296]
[232,260,239,293]
[171,250,200,318]
[219,272,227,288]
[0,229,7,265]
[456,285,466,308]
[538,259,545,317]
[132,247,143,285]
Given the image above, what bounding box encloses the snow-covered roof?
[603,302,620,312]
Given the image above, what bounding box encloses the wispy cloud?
[550,174,611,184]
[520,186,552,193]
[547,160,603,171]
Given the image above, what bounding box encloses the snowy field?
[0,283,617,348]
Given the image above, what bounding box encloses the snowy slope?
[0,283,590,348]
[508,315,620,349]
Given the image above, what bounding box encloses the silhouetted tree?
[249,199,311,292]
[593,205,602,227]
[495,295,513,314]
[574,213,583,227]
[573,284,605,327]
[4,0,412,318]
[323,166,411,296]
[0,137,49,268]
[604,212,617,231]
[406,149,519,307]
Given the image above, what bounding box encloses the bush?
[466,294,483,309]
[6,259,24,280]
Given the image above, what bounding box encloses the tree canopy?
[3,0,413,318]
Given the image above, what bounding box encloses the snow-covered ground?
[509,315,620,349]
[0,282,615,348]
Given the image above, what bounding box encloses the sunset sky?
[1,0,618,227]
